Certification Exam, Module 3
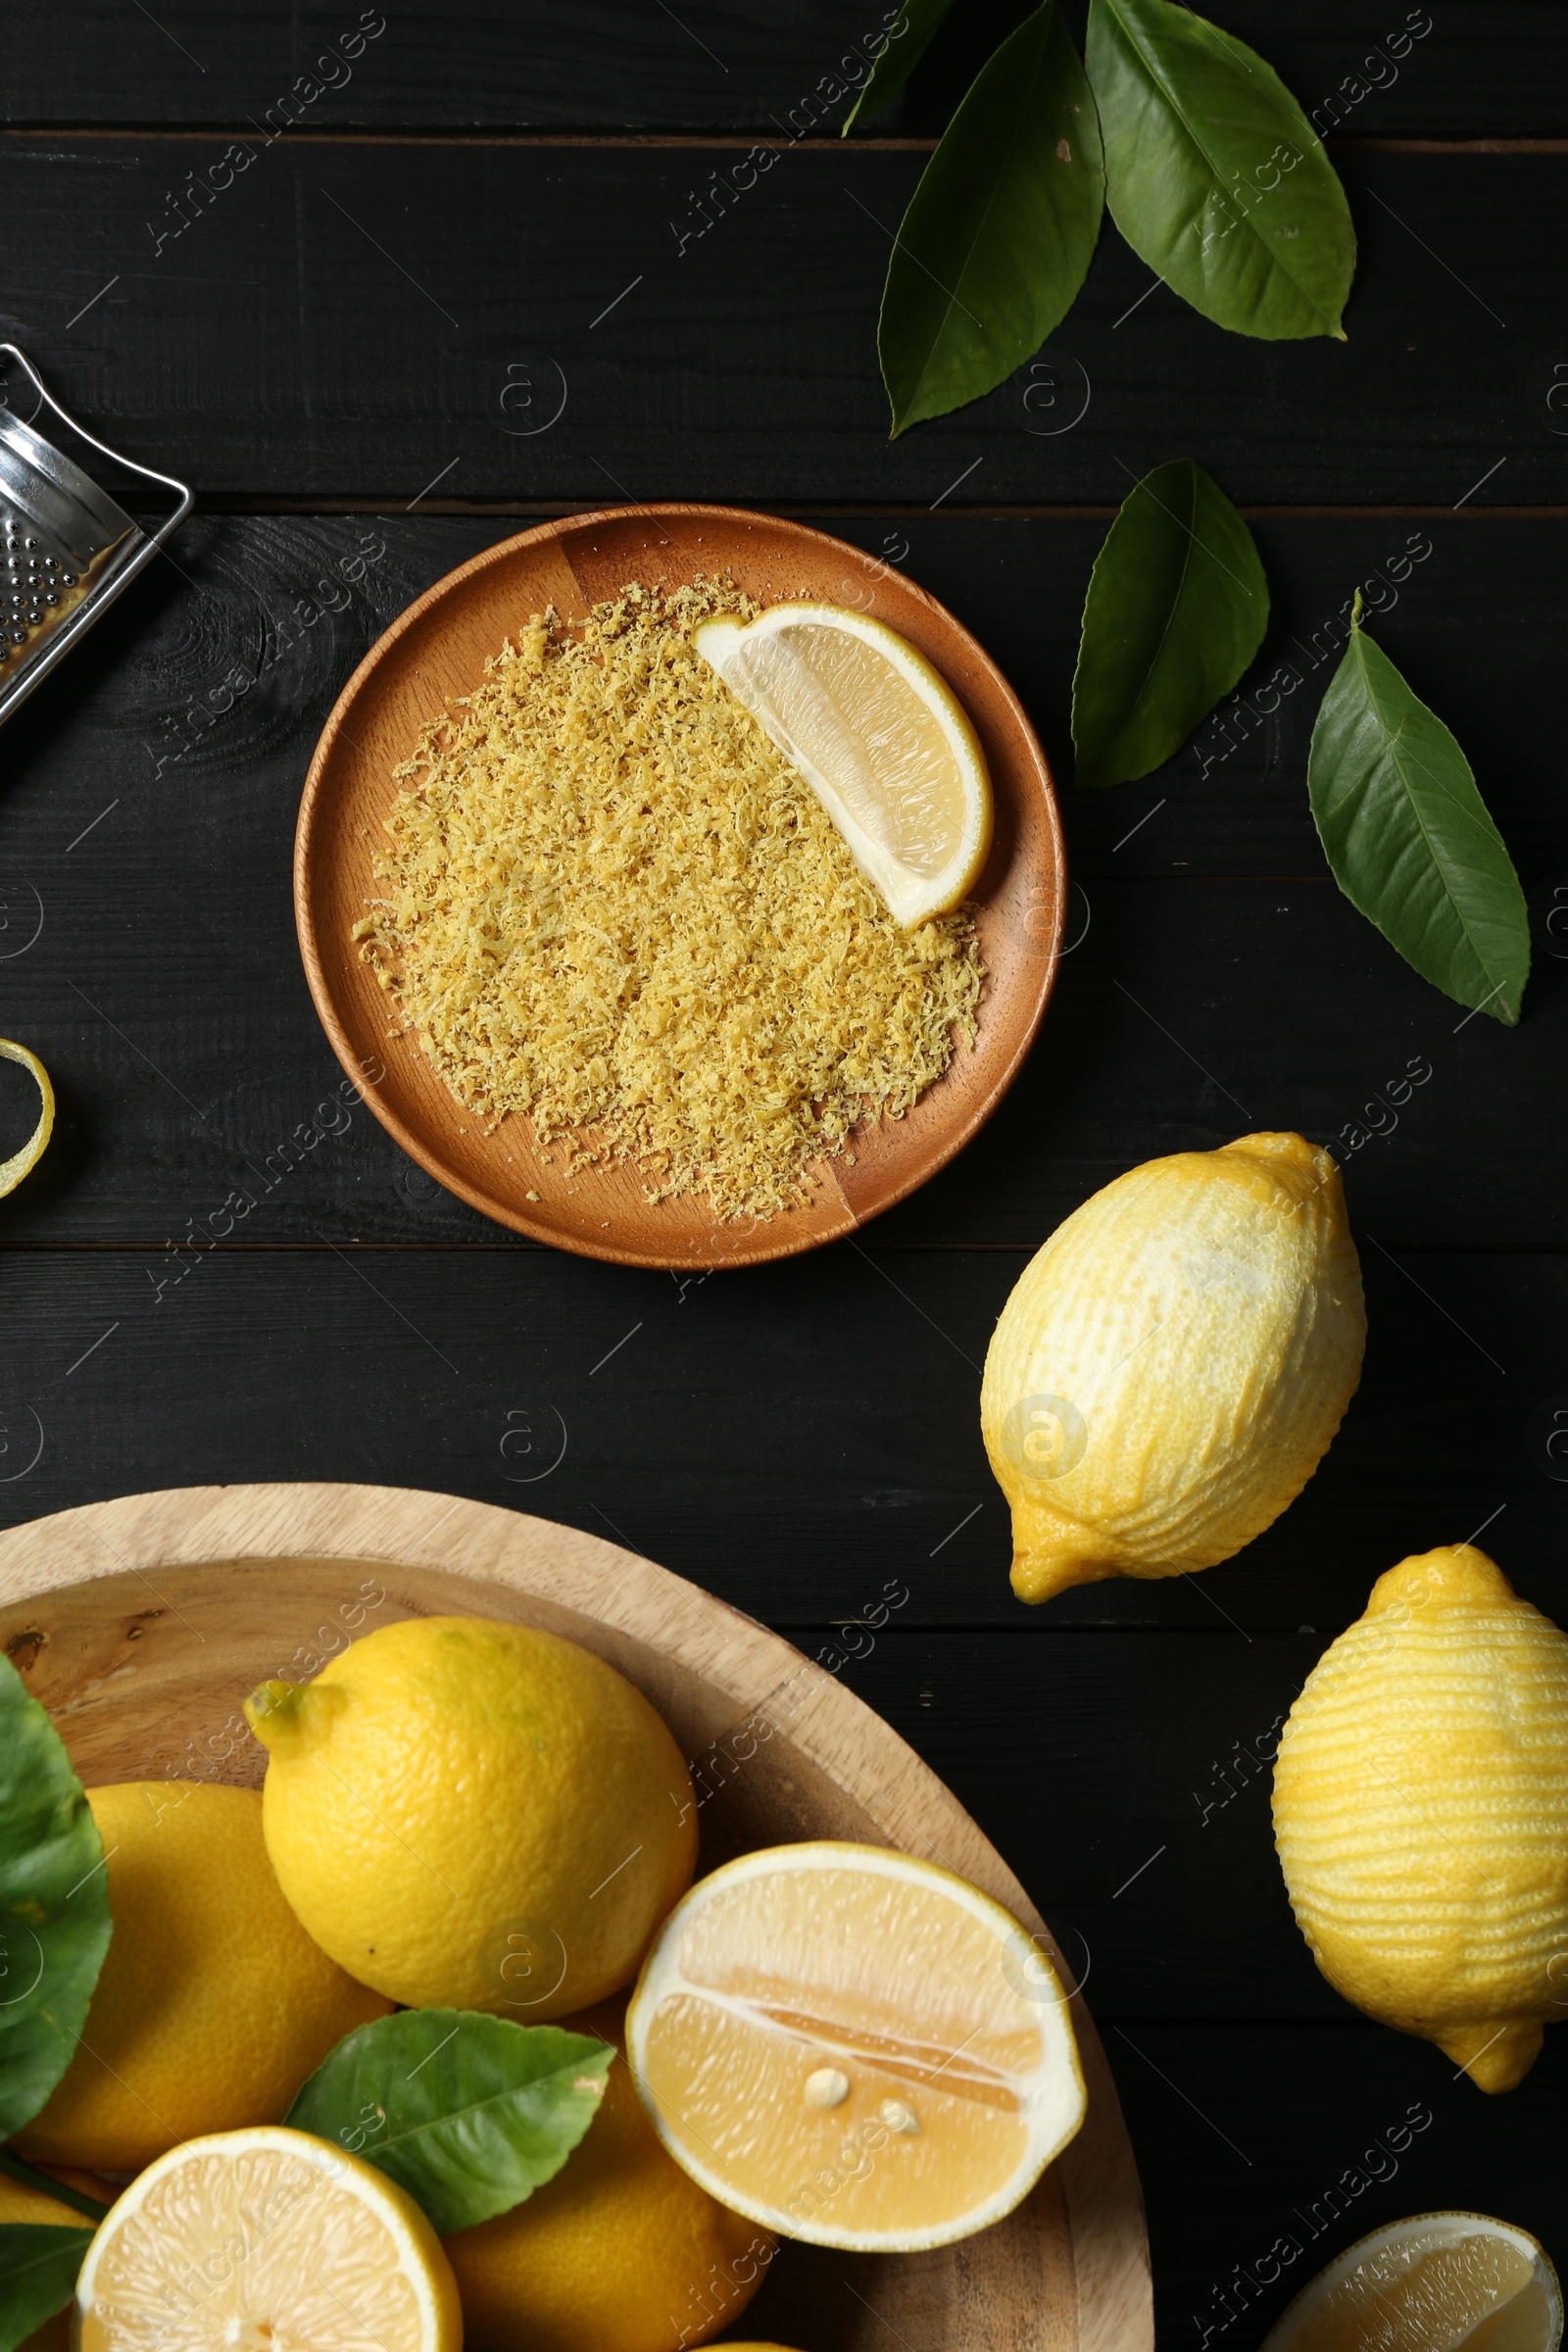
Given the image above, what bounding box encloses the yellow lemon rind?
[1259,2209,1562,2352]
[1272,1545,1568,2093]
[694,603,993,930]
[246,1615,698,2021]
[0,1037,53,1198]
[74,2126,461,2352]
[982,1131,1365,1603]
[625,1838,1086,2255]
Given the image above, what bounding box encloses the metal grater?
[0,344,191,730]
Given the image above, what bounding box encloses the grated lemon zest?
[357,580,982,1221]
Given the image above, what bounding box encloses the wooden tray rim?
[0,1480,1149,2352]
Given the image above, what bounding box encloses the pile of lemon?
[10,1613,1085,2352]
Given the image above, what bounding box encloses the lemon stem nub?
[1437,2018,1544,2095]
[243,1677,328,1757]
[1008,1508,1124,1604]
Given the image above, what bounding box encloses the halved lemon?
[624,1840,1085,2253]
[693,604,993,928]
[1261,2211,1562,2352]
[74,2127,463,2352]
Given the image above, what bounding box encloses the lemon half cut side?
[74,2126,463,2352]
[693,603,993,928]
[626,1839,1085,2253]
[1260,2211,1562,2352]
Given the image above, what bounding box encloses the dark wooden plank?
[9,835,1568,1253]
[854,1627,1330,2022]
[5,3,1562,139]
[785,509,1560,896]
[1099,2023,1566,2348]
[7,13,1561,2315]
[0,143,1552,503]
[3,511,1567,1252]
[11,510,1563,889]
[12,845,1568,1253]
[719,2015,1568,2344]
[0,1245,1560,1639]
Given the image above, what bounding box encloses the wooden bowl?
[295,505,1064,1268]
[0,1483,1149,2351]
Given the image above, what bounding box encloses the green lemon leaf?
[0,2223,94,2352]
[1085,0,1355,339]
[844,0,958,133]
[0,1654,113,2139]
[1307,599,1530,1026]
[880,0,1104,435]
[1071,459,1268,788]
[285,2009,613,2234]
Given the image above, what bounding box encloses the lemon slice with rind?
[694,604,993,928]
[74,2127,463,2352]
[0,1037,53,1198]
[625,1839,1084,2253]
[1261,2212,1562,2352]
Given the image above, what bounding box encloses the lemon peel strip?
[0,1039,53,1199]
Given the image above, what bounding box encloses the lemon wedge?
[694,603,993,927]
[74,2127,463,2352]
[0,1037,53,1198]
[625,1839,1084,2253]
[1261,2212,1562,2352]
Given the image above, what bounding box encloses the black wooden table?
[3,7,1565,2341]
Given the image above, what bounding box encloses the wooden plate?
[295,506,1064,1268]
[0,1482,1149,2352]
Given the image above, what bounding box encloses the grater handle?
[0,344,193,548]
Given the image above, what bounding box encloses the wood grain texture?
[0,146,1551,503]
[296,505,1062,1264]
[1,4,1558,138]
[0,1241,1556,1638]
[3,512,1567,1253]
[3,11,1564,2332]
[3,858,1562,1250]
[17,508,1566,898]
[0,1480,1152,2352]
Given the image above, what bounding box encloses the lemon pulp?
[74,2127,462,2352]
[626,1840,1083,2252]
[1262,2213,1562,2352]
[694,604,992,927]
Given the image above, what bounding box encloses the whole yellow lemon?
[16,1782,390,2169]
[1274,1545,1568,2090]
[981,1131,1364,1601]
[443,2001,773,2352]
[245,1615,698,2016]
